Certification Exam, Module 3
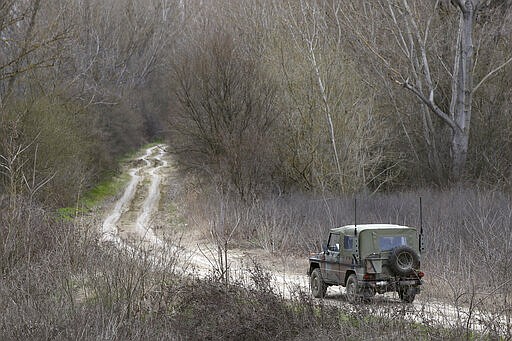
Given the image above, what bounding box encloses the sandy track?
[99,145,511,336]
[99,145,306,281]
[101,146,164,248]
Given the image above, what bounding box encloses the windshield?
[379,236,407,251]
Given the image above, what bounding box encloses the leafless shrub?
[168,23,282,201]
[0,197,61,274]
[0,213,186,340]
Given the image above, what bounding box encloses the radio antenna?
[419,197,423,235]
[354,197,357,236]
[419,197,424,252]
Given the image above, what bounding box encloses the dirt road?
[99,145,510,336]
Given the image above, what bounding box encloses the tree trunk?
[450,0,475,180]
[451,127,469,180]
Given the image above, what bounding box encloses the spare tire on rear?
[388,245,419,276]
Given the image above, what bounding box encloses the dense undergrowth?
[1,202,505,340]
[3,184,511,340]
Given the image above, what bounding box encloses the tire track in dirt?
[101,145,165,250]
[99,145,303,281]
[99,145,510,336]
[134,147,166,247]
[100,145,212,270]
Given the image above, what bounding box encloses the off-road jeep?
[308,224,424,303]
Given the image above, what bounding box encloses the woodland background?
[1,0,512,206]
[1,1,512,339]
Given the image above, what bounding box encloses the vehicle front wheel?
[310,268,327,298]
[398,287,416,303]
[346,274,359,303]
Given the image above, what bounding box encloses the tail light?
[363,273,375,280]
[417,271,425,278]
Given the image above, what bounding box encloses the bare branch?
[472,56,512,94]
[402,80,457,131]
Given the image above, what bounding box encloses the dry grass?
[1,187,511,339]
[184,186,512,337]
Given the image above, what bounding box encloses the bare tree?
[169,26,281,199]
[344,0,512,181]
[285,0,344,190]
[274,0,394,192]
[0,0,69,108]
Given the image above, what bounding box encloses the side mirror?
[322,243,328,252]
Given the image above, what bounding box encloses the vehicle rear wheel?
[346,274,359,303]
[362,286,375,302]
[310,268,327,298]
[398,287,416,303]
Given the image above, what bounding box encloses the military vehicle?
[308,224,424,303]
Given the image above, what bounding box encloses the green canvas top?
[329,224,420,257]
[329,224,417,235]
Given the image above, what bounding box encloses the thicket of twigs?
[187,186,512,336]
[1,198,509,340]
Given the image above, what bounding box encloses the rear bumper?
[363,278,423,293]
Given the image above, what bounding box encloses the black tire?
[310,268,327,298]
[362,286,375,303]
[398,287,416,303]
[345,274,359,303]
[388,245,420,276]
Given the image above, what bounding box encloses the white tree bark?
[398,0,478,180]
[401,0,476,180]
[450,0,476,180]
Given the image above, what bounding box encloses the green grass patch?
[57,172,130,220]
[56,142,164,221]
[82,173,131,207]
[167,203,187,227]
